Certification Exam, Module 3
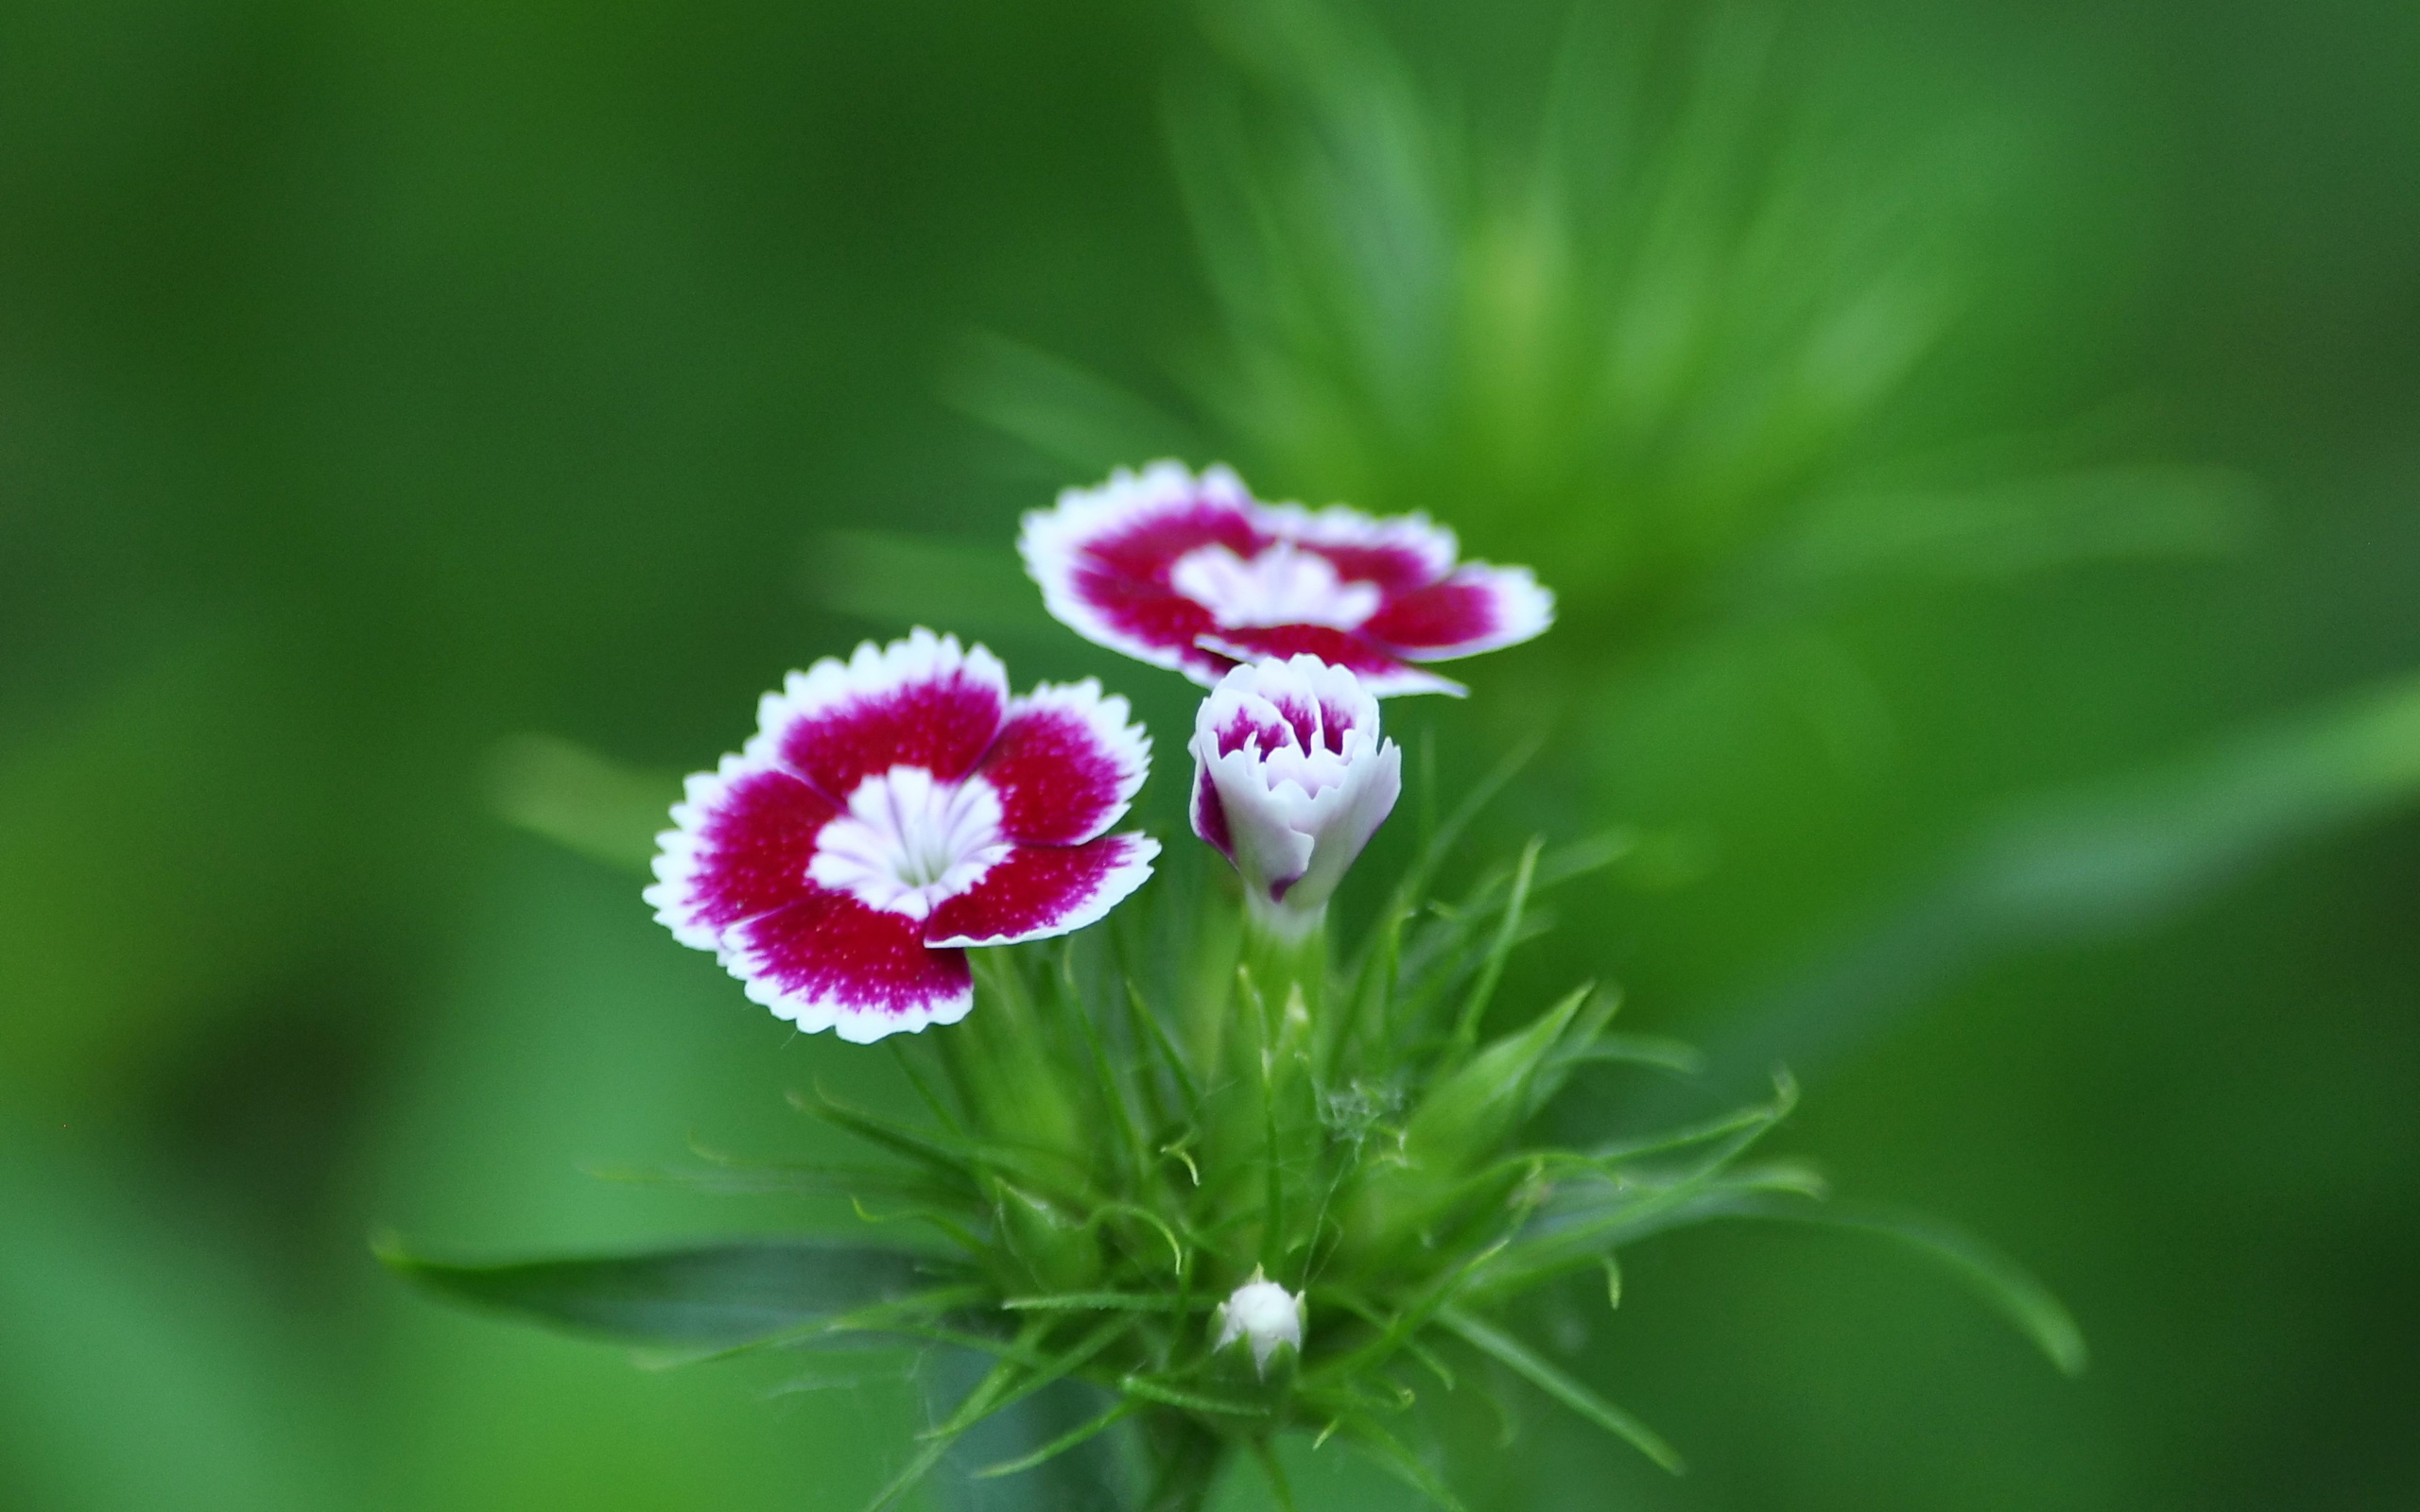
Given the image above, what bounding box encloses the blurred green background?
[3,0,2416,1507]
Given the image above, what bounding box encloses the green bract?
[387,760,2080,1512]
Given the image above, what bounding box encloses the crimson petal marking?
[1364,564,1555,659]
[1197,627,1466,698]
[645,759,838,950]
[1256,501,1460,594]
[925,833,1161,948]
[978,679,1151,846]
[748,629,1009,798]
[1192,768,1235,863]
[725,886,973,1042]
[1022,461,1264,682]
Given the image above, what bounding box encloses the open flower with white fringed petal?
[391,484,2082,1512]
[645,629,1158,1041]
[1020,460,1554,696]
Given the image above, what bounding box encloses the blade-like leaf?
[973,1401,1139,1481]
[484,733,675,874]
[1436,1307,1685,1473]
[1691,669,2420,1105]
[377,1237,942,1347]
[1705,1196,2087,1375]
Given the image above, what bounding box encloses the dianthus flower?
[1020,460,1553,696]
[646,630,1158,1041]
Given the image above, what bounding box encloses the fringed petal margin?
[979,680,1150,846]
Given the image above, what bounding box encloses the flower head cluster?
[1021,460,1553,696]
[647,630,1156,1041]
[411,458,2065,1512]
[654,464,1544,1039]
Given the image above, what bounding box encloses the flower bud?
[1189,656,1402,941]
[1213,1268,1305,1376]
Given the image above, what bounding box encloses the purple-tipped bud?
[1189,656,1402,941]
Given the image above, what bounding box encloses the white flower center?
[809,765,1011,919]
[1168,541,1382,630]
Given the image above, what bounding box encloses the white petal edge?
[1002,678,1153,843]
[1018,460,1253,679]
[643,750,792,952]
[1251,499,1461,583]
[927,833,1162,948]
[725,936,977,1044]
[739,627,1011,775]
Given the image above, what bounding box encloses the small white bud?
[1213,1267,1305,1377]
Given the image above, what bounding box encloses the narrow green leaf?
[1437,1307,1685,1473]
[1552,1034,1706,1077]
[865,1347,1027,1512]
[1449,837,1543,1054]
[1692,669,2420,1107]
[377,1237,941,1347]
[1711,1197,2087,1375]
[1116,1376,1270,1417]
[483,733,674,874]
[1253,1438,1302,1512]
[1332,1414,1469,1512]
[1002,1292,1214,1313]
[922,1314,1134,1444]
[974,1400,1140,1480]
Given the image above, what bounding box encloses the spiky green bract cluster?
[390,781,2083,1512]
[785,816,1758,1512]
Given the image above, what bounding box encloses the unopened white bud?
[1189,657,1401,941]
[1213,1267,1305,1376]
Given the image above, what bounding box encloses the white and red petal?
[746,628,1009,798]
[1028,463,1553,694]
[645,757,838,950]
[977,679,1151,846]
[1196,626,1466,698]
[723,886,974,1042]
[1366,563,1555,661]
[1020,462,1262,683]
[1256,502,1460,597]
[925,833,1161,948]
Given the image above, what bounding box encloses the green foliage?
[376,1239,946,1349]
[395,794,2081,1510]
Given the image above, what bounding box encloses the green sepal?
[1334,988,1590,1268]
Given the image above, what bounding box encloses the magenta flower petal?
[648,760,839,951]
[1361,564,1555,660]
[925,833,1162,948]
[977,680,1151,846]
[647,630,1158,1041]
[724,888,974,1041]
[1195,626,1466,698]
[748,628,1010,797]
[1021,462,1553,695]
[1020,461,1258,685]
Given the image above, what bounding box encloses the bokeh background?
[3,0,2416,1507]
